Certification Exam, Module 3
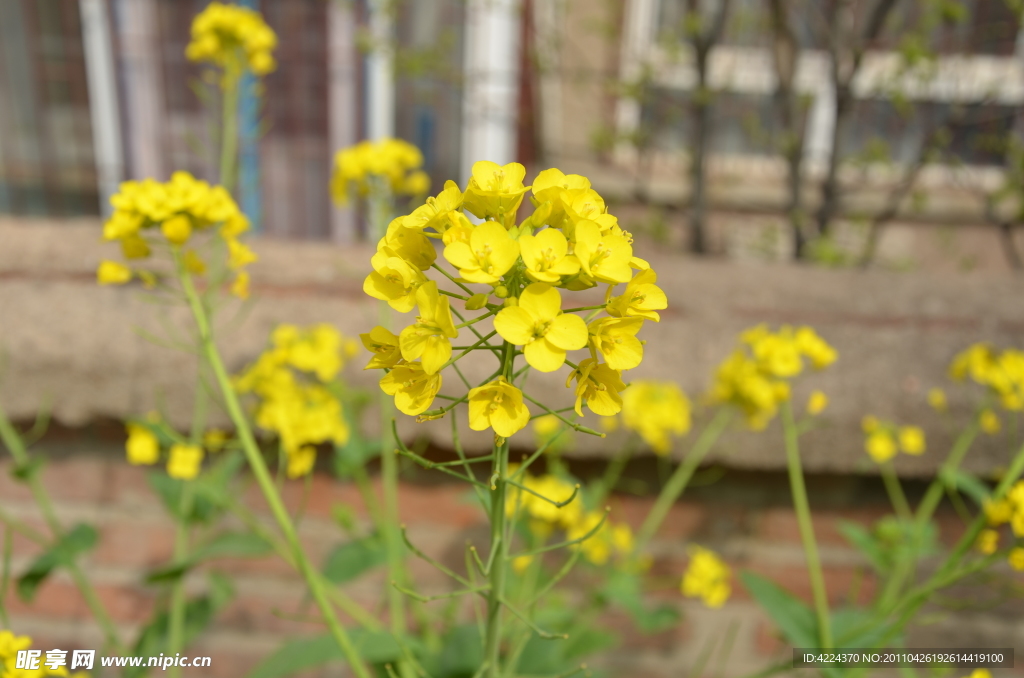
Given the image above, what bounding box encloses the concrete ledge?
[2,217,1022,476]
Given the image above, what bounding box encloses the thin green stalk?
[0,404,124,654]
[484,341,515,678]
[219,65,241,192]
[166,483,194,678]
[914,418,980,527]
[880,462,912,523]
[781,400,832,649]
[177,262,373,678]
[634,409,731,554]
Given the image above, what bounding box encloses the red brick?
[101,462,165,511]
[41,457,107,505]
[734,562,877,607]
[756,506,890,548]
[0,459,37,503]
[5,578,86,621]
[92,518,176,568]
[608,496,707,541]
[92,582,155,623]
[755,618,787,657]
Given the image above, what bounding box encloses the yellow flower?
[0,630,32,660]
[462,160,530,225]
[186,1,278,75]
[167,444,204,480]
[897,426,926,455]
[287,445,317,479]
[403,180,464,232]
[600,415,619,432]
[494,284,588,372]
[975,528,999,555]
[512,554,534,573]
[568,358,626,416]
[710,349,789,429]
[984,498,1012,526]
[507,473,581,527]
[399,281,459,374]
[231,271,250,299]
[162,214,192,245]
[183,249,207,274]
[530,168,592,229]
[203,429,228,452]
[379,219,437,272]
[1009,547,1024,571]
[681,545,731,608]
[927,387,948,412]
[621,381,691,454]
[121,233,151,259]
[806,390,828,415]
[794,326,838,369]
[380,362,442,416]
[518,228,580,283]
[468,377,531,437]
[281,324,346,382]
[364,247,428,312]
[443,221,520,284]
[865,430,897,463]
[750,329,802,378]
[962,671,992,678]
[360,326,403,370]
[606,268,667,322]
[227,237,258,269]
[587,317,645,371]
[564,189,619,238]
[572,220,633,285]
[97,260,132,285]
[126,424,160,465]
[980,409,1001,435]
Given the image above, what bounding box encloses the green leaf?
[17,524,97,602]
[832,606,900,649]
[333,432,380,479]
[322,532,388,585]
[246,630,408,678]
[145,531,272,584]
[146,451,244,525]
[739,571,816,648]
[837,521,886,573]
[599,570,680,633]
[939,468,991,507]
[10,457,43,482]
[434,625,484,678]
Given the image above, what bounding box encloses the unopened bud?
[503,296,519,307]
[465,293,489,310]
[493,284,509,298]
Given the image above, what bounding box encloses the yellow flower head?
[365,247,428,313]
[126,424,160,466]
[443,221,520,284]
[566,511,634,566]
[518,228,580,283]
[275,323,347,382]
[162,214,192,245]
[167,444,204,480]
[463,161,530,226]
[681,545,731,608]
[286,445,317,479]
[710,349,788,429]
[795,326,838,369]
[494,284,588,372]
[980,409,1001,435]
[865,429,898,463]
[380,362,442,416]
[806,390,828,416]
[927,387,948,412]
[530,169,592,228]
[186,1,278,75]
[533,414,572,452]
[203,429,228,452]
[984,498,1012,526]
[399,281,459,375]
[97,260,132,285]
[231,271,250,299]
[468,377,531,438]
[975,528,999,555]
[403,180,464,232]
[568,358,626,416]
[379,218,437,271]
[897,426,926,455]
[506,472,581,527]
[1009,547,1024,571]
[361,326,403,370]
[587,317,645,371]
[0,630,33,661]
[572,220,633,285]
[227,237,258,270]
[606,268,667,322]
[331,139,427,203]
[621,381,691,454]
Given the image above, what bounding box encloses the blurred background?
[2,1,1024,676]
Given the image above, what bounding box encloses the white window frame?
[616,0,1024,184]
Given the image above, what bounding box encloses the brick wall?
[4,440,1024,678]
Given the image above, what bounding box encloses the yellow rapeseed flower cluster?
[185,1,278,75]
[681,545,731,608]
[96,171,256,298]
[0,630,86,677]
[331,138,430,204]
[710,325,837,429]
[949,343,1024,411]
[360,161,668,435]
[235,324,358,478]
[122,416,224,481]
[617,380,691,455]
[980,480,1024,566]
[860,417,926,463]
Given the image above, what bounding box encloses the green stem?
[634,409,731,554]
[880,462,912,523]
[0,404,124,654]
[219,65,241,192]
[166,483,194,678]
[177,261,373,678]
[914,418,980,527]
[782,400,832,649]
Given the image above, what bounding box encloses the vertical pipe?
[237,0,262,231]
[367,0,394,141]
[81,0,124,216]
[328,0,359,242]
[114,0,164,180]
[461,0,523,183]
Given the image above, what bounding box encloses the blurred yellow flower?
[97,260,132,285]
[927,387,948,412]
[865,430,897,463]
[980,409,1001,435]
[681,545,731,608]
[167,444,204,480]
[126,424,159,466]
[621,381,691,455]
[186,1,278,75]
[897,426,926,455]
[806,390,828,416]
[975,528,999,555]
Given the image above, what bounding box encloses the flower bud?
[503,296,519,307]
[465,293,489,310]
[493,284,509,298]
